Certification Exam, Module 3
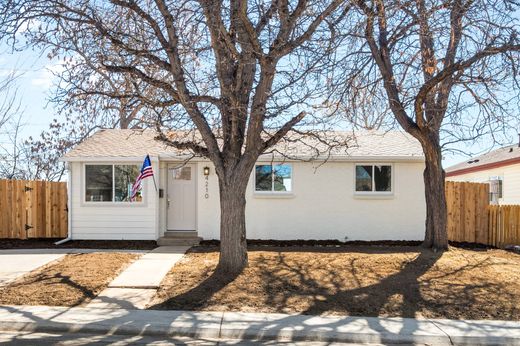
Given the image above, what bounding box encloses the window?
[489,176,503,204]
[355,164,392,193]
[255,164,292,193]
[173,166,192,180]
[85,164,142,202]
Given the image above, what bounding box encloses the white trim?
[67,163,73,240]
[62,156,158,163]
[253,192,295,199]
[63,154,424,163]
[81,162,148,207]
[354,163,394,197]
[254,155,423,163]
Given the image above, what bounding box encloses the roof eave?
[61,154,424,163]
[446,156,520,177]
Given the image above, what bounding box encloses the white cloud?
[30,62,65,89]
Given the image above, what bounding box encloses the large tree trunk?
[420,132,448,251]
[216,176,249,274]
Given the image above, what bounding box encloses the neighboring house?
[60,129,426,244]
[446,143,520,204]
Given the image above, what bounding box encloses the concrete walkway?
[0,248,149,287]
[1,305,520,345]
[0,253,65,286]
[88,246,189,309]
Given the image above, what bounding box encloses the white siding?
[447,163,520,204]
[69,161,159,240]
[196,161,426,241]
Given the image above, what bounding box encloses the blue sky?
[0,43,518,168]
[0,45,63,139]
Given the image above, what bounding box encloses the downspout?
[55,162,72,245]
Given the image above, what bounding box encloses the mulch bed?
[150,245,520,320]
[0,239,157,250]
[198,239,424,248]
[0,252,139,306]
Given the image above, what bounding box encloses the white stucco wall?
[447,163,520,204]
[69,161,159,240]
[197,160,426,241]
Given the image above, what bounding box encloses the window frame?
[354,163,394,196]
[82,162,146,205]
[253,162,294,196]
[488,175,504,202]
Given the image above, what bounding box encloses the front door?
[167,164,197,230]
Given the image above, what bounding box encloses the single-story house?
[60,129,426,244]
[446,143,520,204]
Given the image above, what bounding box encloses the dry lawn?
[0,252,138,306]
[150,246,520,320]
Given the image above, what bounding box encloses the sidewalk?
[0,248,149,287]
[1,305,519,345]
[87,246,190,309]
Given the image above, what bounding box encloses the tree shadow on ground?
[0,272,97,306]
[150,246,519,321]
[4,246,520,345]
[150,266,241,310]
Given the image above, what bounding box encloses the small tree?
[340,0,520,249]
[1,0,351,273]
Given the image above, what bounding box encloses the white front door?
[167,164,197,230]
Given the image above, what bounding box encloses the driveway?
[0,251,65,286]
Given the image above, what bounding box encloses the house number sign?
[205,175,209,199]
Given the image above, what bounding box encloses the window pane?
[374,165,392,192]
[173,167,191,180]
[115,165,140,202]
[356,165,373,191]
[255,165,272,191]
[273,164,292,192]
[85,165,113,202]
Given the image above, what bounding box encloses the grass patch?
[0,252,139,306]
[150,245,520,320]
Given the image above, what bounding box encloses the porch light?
[203,166,210,176]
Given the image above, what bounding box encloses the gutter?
[60,154,425,163]
[54,163,73,246]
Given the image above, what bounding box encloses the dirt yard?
[150,245,520,320]
[0,252,138,306]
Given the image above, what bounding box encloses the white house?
[60,129,426,244]
[446,143,520,204]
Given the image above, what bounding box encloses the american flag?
[131,155,154,201]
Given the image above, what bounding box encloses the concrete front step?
[164,231,198,238]
[157,237,201,246]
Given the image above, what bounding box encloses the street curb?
[1,305,520,345]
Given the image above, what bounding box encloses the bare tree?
[336,0,520,250]
[25,56,163,182]
[0,71,28,179]
[0,0,352,273]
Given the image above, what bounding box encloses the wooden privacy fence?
[488,205,520,248]
[446,181,520,247]
[0,179,68,239]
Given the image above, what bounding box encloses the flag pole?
[149,154,158,192]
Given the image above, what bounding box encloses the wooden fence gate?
[446,181,490,244]
[446,181,520,247]
[0,179,68,239]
